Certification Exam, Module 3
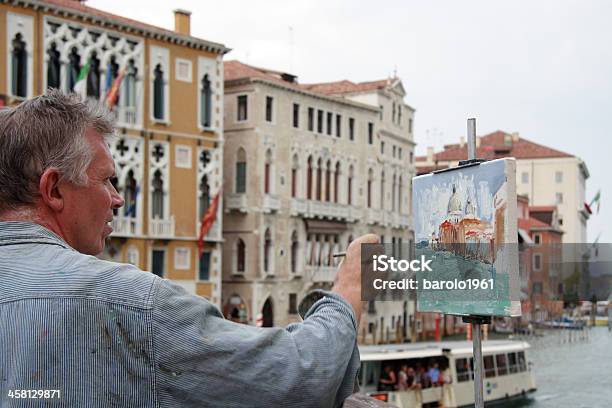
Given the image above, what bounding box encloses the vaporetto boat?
[359,340,536,407]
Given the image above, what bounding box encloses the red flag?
[198,191,221,257]
[106,70,125,111]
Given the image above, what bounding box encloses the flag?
[589,190,601,214]
[198,190,221,257]
[73,59,90,98]
[106,69,125,111]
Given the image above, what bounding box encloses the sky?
[90,0,612,242]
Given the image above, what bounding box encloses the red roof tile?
[224,60,311,92]
[300,79,392,95]
[518,218,550,230]
[424,131,573,161]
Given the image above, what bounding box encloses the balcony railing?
[112,106,138,127]
[290,198,308,216]
[111,215,141,237]
[149,215,175,238]
[262,194,281,213]
[290,199,360,222]
[366,208,382,225]
[226,193,248,212]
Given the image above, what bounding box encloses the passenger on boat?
[416,364,432,388]
[378,365,397,391]
[397,364,409,390]
[428,361,440,385]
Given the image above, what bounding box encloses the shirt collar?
[0,221,74,250]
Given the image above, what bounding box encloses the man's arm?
[151,235,378,408]
[152,282,356,407]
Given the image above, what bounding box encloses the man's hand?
[332,234,380,326]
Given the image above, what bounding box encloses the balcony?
[306,265,337,283]
[149,215,175,238]
[262,194,281,213]
[111,216,141,237]
[226,193,248,212]
[114,106,138,127]
[347,206,362,222]
[290,199,360,222]
[366,208,382,225]
[290,198,308,216]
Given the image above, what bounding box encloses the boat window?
[455,358,471,382]
[496,354,508,376]
[517,351,527,372]
[483,355,496,378]
[507,352,518,374]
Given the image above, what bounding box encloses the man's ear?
[39,168,64,212]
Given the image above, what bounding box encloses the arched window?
[290,231,299,273]
[347,165,354,205]
[199,174,211,219]
[11,33,27,98]
[263,229,272,273]
[392,174,397,212]
[46,42,61,90]
[291,155,299,198]
[367,169,374,208]
[334,162,340,203]
[86,51,101,98]
[398,175,403,214]
[106,55,119,101]
[124,169,138,217]
[153,64,165,120]
[306,156,313,200]
[67,47,81,91]
[124,59,137,108]
[316,158,323,201]
[151,169,164,218]
[200,74,212,128]
[264,149,272,194]
[325,160,331,202]
[236,238,246,273]
[235,148,247,193]
[380,171,385,210]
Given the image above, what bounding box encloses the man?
[0,90,378,407]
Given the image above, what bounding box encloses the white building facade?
[222,61,416,344]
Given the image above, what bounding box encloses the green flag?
[73,60,90,98]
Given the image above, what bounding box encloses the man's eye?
[110,177,119,189]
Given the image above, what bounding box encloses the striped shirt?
[0,222,360,407]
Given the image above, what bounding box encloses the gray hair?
[0,89,115,212]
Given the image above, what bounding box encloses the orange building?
[0,1,229,305]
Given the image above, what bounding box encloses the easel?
[462,118,489,408]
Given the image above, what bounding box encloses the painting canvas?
[412,158,521,316]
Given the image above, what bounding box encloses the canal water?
[509,326,612,408]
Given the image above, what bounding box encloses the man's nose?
[111,186,125,209]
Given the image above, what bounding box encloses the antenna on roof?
[393,65,397,78]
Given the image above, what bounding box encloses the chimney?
[476,137,481,148]
[459,136,465,147]
[427,146,434,163]
[174,9,191,36]
[511,131,520,142]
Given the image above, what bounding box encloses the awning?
[518,228,533,244]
